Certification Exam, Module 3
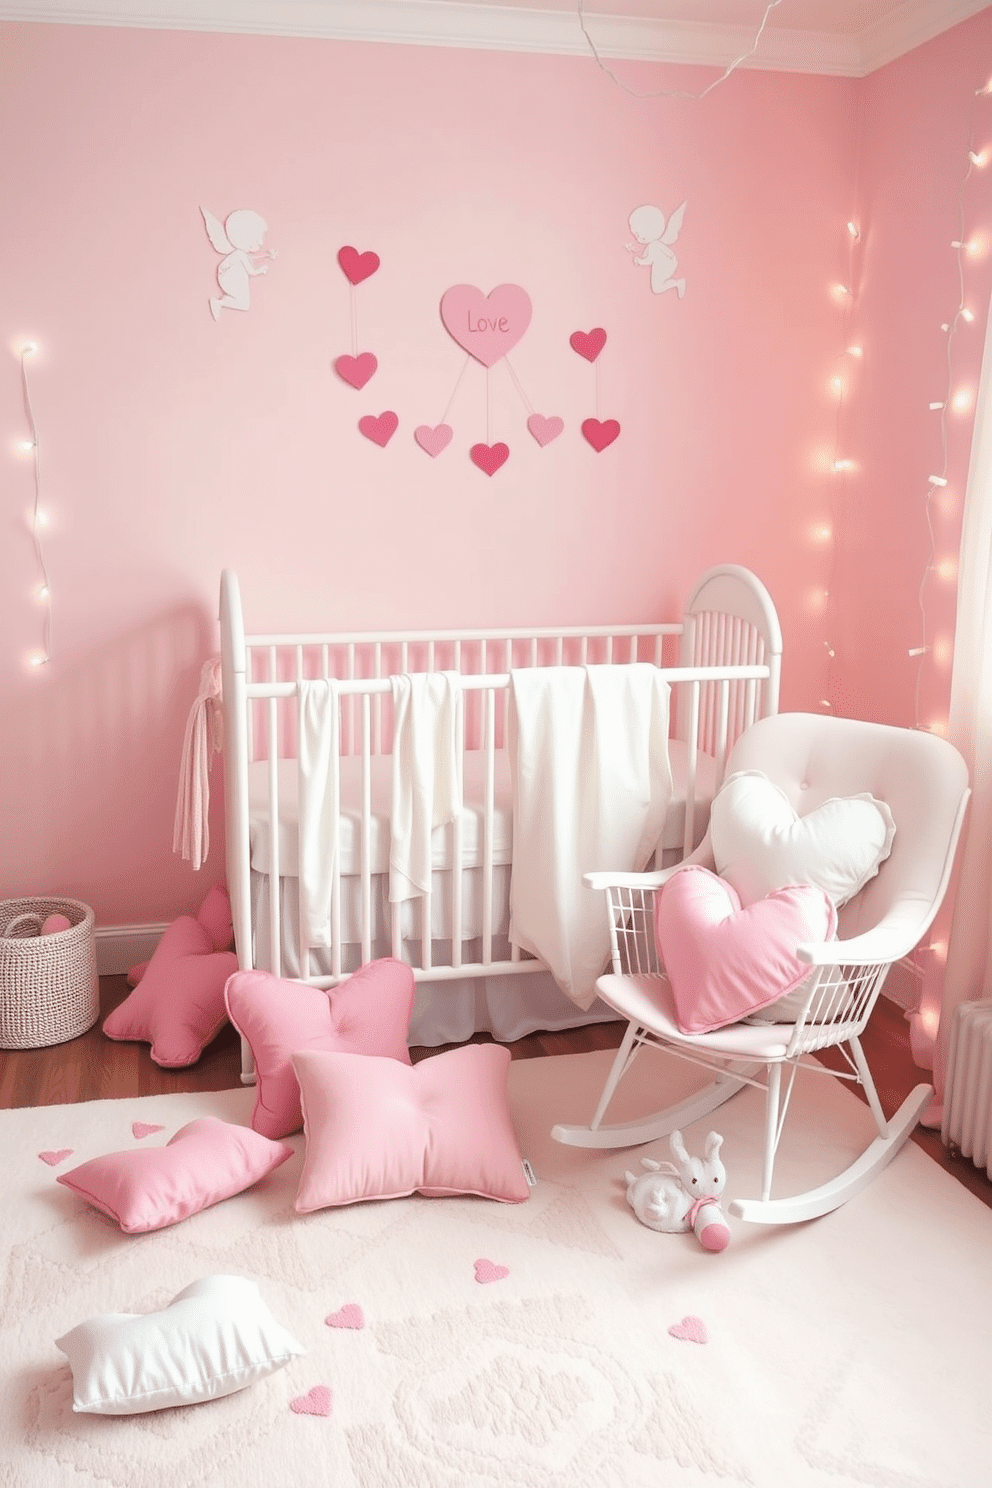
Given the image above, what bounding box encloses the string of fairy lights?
[17,341,53,669]
[822,70,991,730]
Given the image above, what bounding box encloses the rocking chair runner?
[553,712,971,1225]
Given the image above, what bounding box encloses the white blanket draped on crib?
[389,672,463,903]
[507,664,673,1011]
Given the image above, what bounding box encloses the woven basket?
[0,897,99,1049]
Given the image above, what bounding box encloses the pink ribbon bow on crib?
[173,657,223,870]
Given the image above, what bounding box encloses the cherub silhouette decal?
[201,207,276,319]
[626,202,687,297]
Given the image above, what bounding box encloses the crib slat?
[267,697,282,979]
[330,704,342,980]
[483,687,495,965]
[451,690,465,970]
[360,694,372,967]
[682,680,700,861]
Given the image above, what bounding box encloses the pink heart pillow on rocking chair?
[654,866,837,1034]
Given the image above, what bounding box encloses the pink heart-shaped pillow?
[655,866,836,1034]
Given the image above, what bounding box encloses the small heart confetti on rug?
[290,1385,333,1417]
[37,1149,73,1166]
[474,1258,509,1284]
[131,1123,164,1140]
[669,1315,708,1345]
[325,1303,364,1330]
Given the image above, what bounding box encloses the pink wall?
[0,14,985,931]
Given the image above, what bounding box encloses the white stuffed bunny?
[624,1129,731,1252]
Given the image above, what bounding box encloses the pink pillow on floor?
[654,865,837,1034]
[292,1042,530,1213]
[57,1118,293,1233]
[126,884,233,986]
[225,958,416,1141]
[103,913,238,1067]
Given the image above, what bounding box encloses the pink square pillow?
[57,1118,293,1233]
[225,958,416,1141]
[292,1043,530,1213]
[654,865,837,1034]
[103,912,238,1067]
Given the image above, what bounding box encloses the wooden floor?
[2,975,990,1211]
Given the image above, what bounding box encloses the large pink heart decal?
[335,353,377,389]
[654,866,836,1035]
[440,284,532,367]
[338,247,380,285]
[581,418,620,452]
[570,327,607,362]
[359,411,398,447]
[470,442,509,476]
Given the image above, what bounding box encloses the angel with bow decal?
[626,202,687,297]
[201,207,276,320]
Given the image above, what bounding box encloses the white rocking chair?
[553,712,970,1225]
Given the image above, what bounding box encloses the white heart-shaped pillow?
[710,770,895,908]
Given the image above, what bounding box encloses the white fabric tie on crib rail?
[508,664,673,1010]
[298,679,341,949]
[173,657,223,871]
[389,671,463,903]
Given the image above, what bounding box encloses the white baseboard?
[94,923,169,976]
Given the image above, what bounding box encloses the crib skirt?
[250,869,620,1046]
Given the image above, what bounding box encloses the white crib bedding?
[246,738,717,1046]
[247,740,717,882]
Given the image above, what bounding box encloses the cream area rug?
[2,1046,991,1488]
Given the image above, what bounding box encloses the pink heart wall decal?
[132,1123,164,1140]
[655,866,836,1034]
[469,442,509,476]
[527,413,564,447]
[335,353,378,389]
[474,1258,509,1284]
[669,1315,708,1345]
[570,327,607,362]
[290,1385,333,1416]
[325,1303,365,1330]
[581,418,620,452]
[39,1149,73,1166]
[338,247,380,285]
[359,411,399,447]
[440,284,532,367]
[414,423,453,457]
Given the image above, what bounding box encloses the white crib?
[218,565,783,1080]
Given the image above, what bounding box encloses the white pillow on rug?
[710,770,896,908]
[55,1275,305,1415]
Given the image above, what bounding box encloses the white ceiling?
[1,0,988,76]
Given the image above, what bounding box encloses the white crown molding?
[0,1,987,76]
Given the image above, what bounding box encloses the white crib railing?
[219,567,781,1078]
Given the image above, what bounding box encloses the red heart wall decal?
[570,327,607,362]
[338,246,380,285]
[359,411,399,447]
[581,418,620,452]
[334,353,378,389]
[469,442,509,476]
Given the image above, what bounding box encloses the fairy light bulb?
[846,344,863,358]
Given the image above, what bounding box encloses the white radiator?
[941,997,992,1178]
